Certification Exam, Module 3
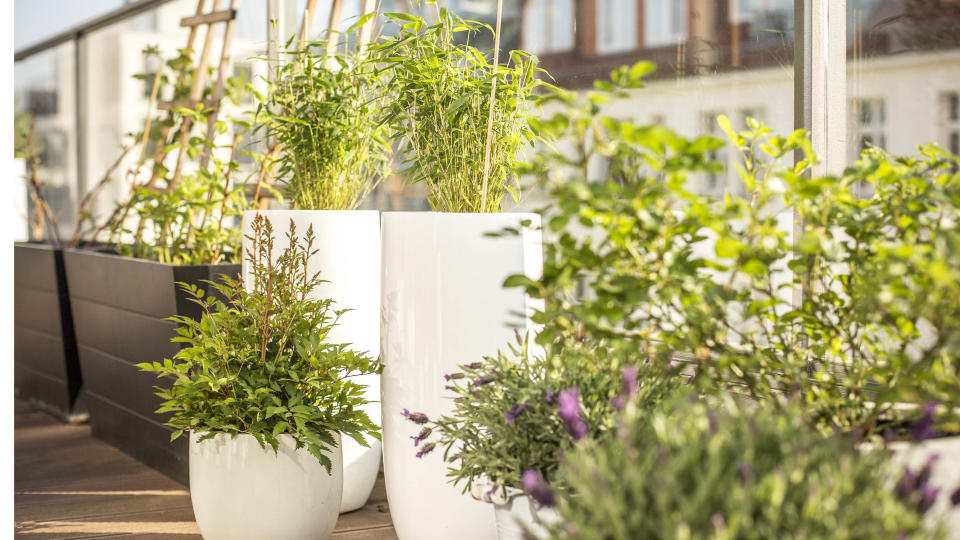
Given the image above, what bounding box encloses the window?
[644,0,686,47]
[523,0,574,54]
[597,0,637,54]
[942,92,960,156]
[699,111,725,197]
[850,98,887,158]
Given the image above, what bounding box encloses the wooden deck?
[14,400,398,539]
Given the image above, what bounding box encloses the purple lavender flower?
[505,403,531,424]
[444,372,465,381]
[473,374,496,387]
[950,486,960,507]
[444,385,457,392]
[711,512,726,530]
[621,365,639,398]
[461,362,483,370]
[558,387,589,441]
[402,408,429,425]
[522,469,555,507]
[611,395,626,409]
[910,402,937,442]
[545,388,558,405]
[665,361,675,371]
[916,454,940,487]
[738,462,752,485]
[896,469,917,501]
[410,427,432,447]
[415,442,436,459]
[917,484,941,514]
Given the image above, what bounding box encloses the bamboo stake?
[211,135,241,264]
[300,0,319,47]
[325,0,345,62]
[170,0,224,188]
[480,0,504,212]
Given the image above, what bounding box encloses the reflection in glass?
[530,0,794,197]
[848,0,960,168]
[14,43,77,240]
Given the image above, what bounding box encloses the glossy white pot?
[189,431,342,540]
[381,212,544,540]
[242,210,381,513]
[494,493,559,540]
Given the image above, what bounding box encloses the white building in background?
[524,0,960,197]
[14,0,960,233]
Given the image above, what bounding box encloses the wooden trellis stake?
[162,0,239,186]
[480,0,504,212]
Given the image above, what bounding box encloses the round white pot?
[189,431,342,540]
[494,493,559,540]
[242,209,381,513]
[381,212,544,540]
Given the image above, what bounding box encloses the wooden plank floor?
[14,399,398,539]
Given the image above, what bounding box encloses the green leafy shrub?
[106,46,257,265]
[400,333,678,496]
[138,215,381,472]
[113,151,250,264]
[547,393,935,540]
[511,65,960,437]
[256,29,391,210]
[374,4,542,212]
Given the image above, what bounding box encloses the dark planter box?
[14,243,86,422]
[63,248,240,484]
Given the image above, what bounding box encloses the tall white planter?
[242,210,381,513]
[381,212,543,540]
[189,431,342,540]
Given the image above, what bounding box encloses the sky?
[15,0,128,50]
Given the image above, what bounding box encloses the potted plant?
[372,6,544,539]
[245,25,390,512]
[399,333,678,539]
[62,47,256,480]
[544,391,946,539]
[139,215,381,539]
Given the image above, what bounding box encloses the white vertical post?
[796,0,847,176]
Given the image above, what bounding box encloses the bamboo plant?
[373,3,543,212]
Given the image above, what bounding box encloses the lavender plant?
[400,333,678,498]
[546,392,941,540]
[138,215,381,472]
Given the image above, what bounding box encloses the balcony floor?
[14,399,398,539]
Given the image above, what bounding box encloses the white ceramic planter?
[189,431,342,540]
[494,493,559,540]
[242,210,381,513]
[381,212,544,540]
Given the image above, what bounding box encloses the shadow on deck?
[13,399,398,539]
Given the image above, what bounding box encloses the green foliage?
[138,215,381,472]
[547,393,934,540]
[256,35,390,210]
[114,152,250,264]
[109,45,257,264]
[511,66,960,437]
[408,333,677,495]
[374,4,542,212]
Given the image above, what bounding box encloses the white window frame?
[643,0,687,48]
[522,0,575,55]
[596,0,638,54]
